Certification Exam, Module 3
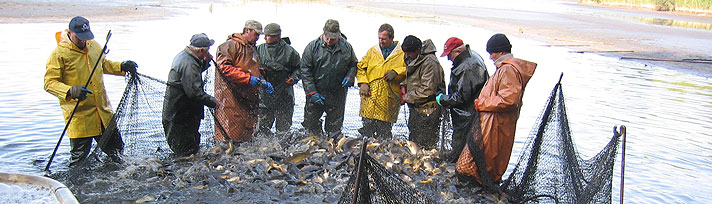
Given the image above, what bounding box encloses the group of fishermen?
[44,16,536,188]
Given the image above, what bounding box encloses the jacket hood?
[501,55,537,87]
[227,33,251,46]
[421,39,437,55]
[56,29,87,53]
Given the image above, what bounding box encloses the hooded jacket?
[356,41,406,123]
[256,39,301,108]
[300,35,358,95]
[400,39,445,115]
[214,33,261,142]
[163,47,216,124]
[44,29,125,139]
[439,45,489,131]
[457,53,537,183]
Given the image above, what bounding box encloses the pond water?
[0,1,711,203]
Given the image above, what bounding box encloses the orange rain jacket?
[214,33,261,142]
[457,54,537,183]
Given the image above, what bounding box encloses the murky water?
[1,1,711,203]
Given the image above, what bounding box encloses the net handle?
[352,137,368,204]
[619,125,626,204]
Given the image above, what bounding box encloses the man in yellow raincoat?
[356,23,406,139]
[44,16,137,165]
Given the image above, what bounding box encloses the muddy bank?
[340,0,712,77]
[0,0,188,23]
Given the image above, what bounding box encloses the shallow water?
[0,1,711,203]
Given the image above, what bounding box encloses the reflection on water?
[633,17,712,30]
[1,1,712,203]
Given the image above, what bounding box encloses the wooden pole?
[620,125,627,204]
[352,137,368,204]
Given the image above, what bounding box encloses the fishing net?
[340,76,623,203]
[92,71,218,158]
[338,143,436,204]
[499,77,623,203]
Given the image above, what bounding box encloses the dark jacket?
[256,39,301,108]
[440,45,489,131]
[300,35,358,94]
[163,48,216,123]
[400,39,445,115]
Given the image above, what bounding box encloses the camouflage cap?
[244,20,263,34]
[323,19,341,39]
[264,23,281,36]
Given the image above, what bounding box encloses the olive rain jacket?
[400,39,445,115]
[214,33,261,142]
[439,45,489,131]
[163,47,216,124]
[457,53,537,183]
[356,41,406,123]
[256,39,301,108]
[44,29,126,139]
[300,35,358,97]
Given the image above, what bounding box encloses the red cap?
[441,37,463,57]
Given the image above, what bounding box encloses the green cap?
[264,23,281,36]
[244,20,263,34]
[323,19,340,39]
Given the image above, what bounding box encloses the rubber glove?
[310,92,326,105]
[262,80,274,94]
[121,60,138,77]
[400,86,407,105]
[341,77,351,87]
[249,76,261,87]
[68,85,93,101]
[359,83,370,97]
[383,70,398,81]
[285,77,297,86]
[436,93,444,106]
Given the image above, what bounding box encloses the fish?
[405,141,419,155]
[285,151,311,164]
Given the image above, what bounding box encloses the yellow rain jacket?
[44,29,125,139]
[356,41,406,123]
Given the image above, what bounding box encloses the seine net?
[500,77,623,203]
[339,76,623,203]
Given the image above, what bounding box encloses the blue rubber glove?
[310,92,326,105]
[341,77,351,87]
[262,80,274,94]
[249,76,260,87]
[436,93,444,106]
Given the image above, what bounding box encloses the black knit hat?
[401,35,422,53]
[486,33,512,54]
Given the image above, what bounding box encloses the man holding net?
[300,19,358,138]
[162,33,218,155]
[255,23,301,138]
[436,37,489,163]
[215,20,274,142]
[456,33,537,188]
[355,23,406,139]
[44,16,137,165]
[399,35,445,149]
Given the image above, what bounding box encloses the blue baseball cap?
[69,16,94,40]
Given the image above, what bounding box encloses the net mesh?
[90,69,620,203]
[339,76,622,203]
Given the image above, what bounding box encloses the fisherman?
[456,33,537,186]
[300,19,358,138]
[44,16,137,165]
[435,37,489,163]
[255,23,301,138]
[162,33,217,155]
[356,23,406,139]
[399,35,445,148]
[215,20,274,142]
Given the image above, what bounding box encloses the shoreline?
[339,1,712,78]
[0,1,180,23]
